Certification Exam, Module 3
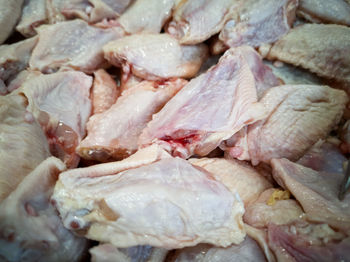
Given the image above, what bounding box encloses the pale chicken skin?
[244,188,305,228]
[48,0,134,23]
[167,236,266,262]
[297,139,347,174]
[219,0,298,48]
[189,157,272,206]
[30,19,124,73]
[262,24,350,93]
[1,0,350,260]
[166,0,242,44]
[91,69,119,114]
[16,71,92,167]
[0,37,38,95]
[90,244,168,262]
[78,79,186,161]
[297,0,350,26]
[52,147,245,249]
[271,158,350,233]
[268,222,350,262]
[0,157,88,262]
[0,95,50,202]
[263,60,324,87]
[139,47,267,159]
[118,0,175,34]
[226,85,348,165]
[0,0,24,44]
[16,0,48,37]
[103,33,208,81]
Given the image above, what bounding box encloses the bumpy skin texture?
[271,158,350,233]
[264,24,350,92]
[166,0,241,44]
[91,69,119,115]
[139,47,267,159]
[0,95,51,202]
[0,0,24,44]
[297,0,350,26]
[219,0,298,48]
[243,188,304,228]
[53,148,245,249]
[17,71,92,167]
[48,0,133,23]
[268,221,350,262]
[0,37,38,94]
[78,79,186,161]
[189,157,272,206]
[227,85,348,165]
[16,0,48,37]
[119,0,175,34]
[0,157,88,262]
[30,20,124,73]
[103,33,208,81]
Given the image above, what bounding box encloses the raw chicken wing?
[103,33,208,80]
[166,0,242,44]
[219,0,298,48]
[227,85,347,165]
[91,69,119,114]
[0,0,24,44]
[0,37,38,95]
[118,0,175,34]
[271,158,350,233]
[262,24,350,93]
[139,47,267,159]
[78,79,186,161]
[189,157,272,206]
[52,147,245,249]
[30,20,124,73]
[297,0,350,26]
[0,95,50,202]
[0,157,88,262]
[17,71,92,167]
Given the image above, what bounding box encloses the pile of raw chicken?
[1,0,350,261]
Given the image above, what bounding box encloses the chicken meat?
[0,95,50,202]
[78,79,186,161]
[103,33,208,81]
[297,0,350,26]
[16,0,48,37]
[261,24,350,93]
[16,71,92,167]
[90,244,168,262]
[166,0,241,44]
[0,37,38,95]
[0,0,24,44]
[226,85,347,165]
[118,0,175,34]
[189,157,272,206]
[139,46,267,159]
[219,0,298,48]
[30,19,124,73]
[271,158,350,233]
[52,146,245,249]
[0,157,88,262]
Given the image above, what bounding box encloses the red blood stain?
[161,134,199,147]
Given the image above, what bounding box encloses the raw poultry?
[0,0,350,261]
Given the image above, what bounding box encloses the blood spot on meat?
[69,220,81,230]
[25,202,38,217]
[161,134,200,147]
